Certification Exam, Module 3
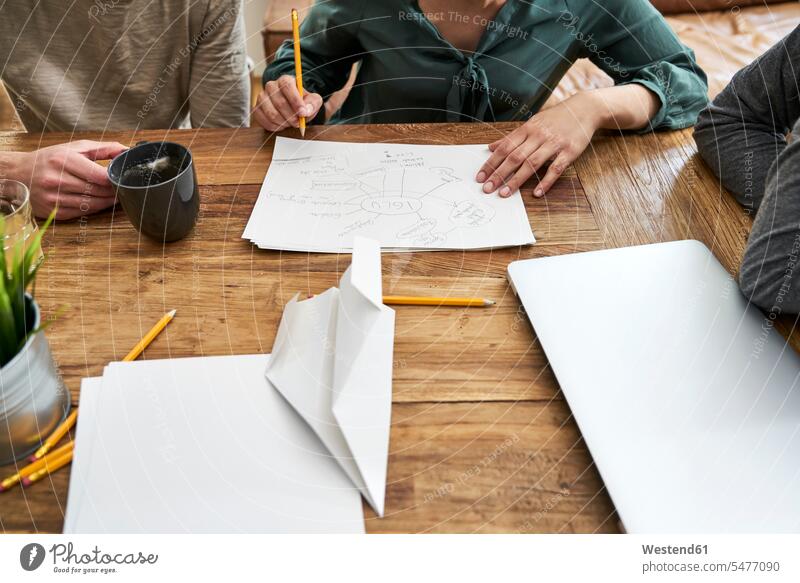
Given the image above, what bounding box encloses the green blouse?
[264,0,708,130]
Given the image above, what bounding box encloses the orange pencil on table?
[22,450,74,487]
[27,408,78,462]
[308,294,495,307]
[27,309,177,462]
[383,295,496,307]
[0,442,75,492]
[291,8,306,137]
[121,308,176,363]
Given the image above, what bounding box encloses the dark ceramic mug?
[108,141,200,242]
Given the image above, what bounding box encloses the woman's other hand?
[477,84,660,198]
[476,93,602,198]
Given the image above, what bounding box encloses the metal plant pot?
[0,294,69,464]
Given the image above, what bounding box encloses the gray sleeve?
[188,0,250,128]
[739,117,800,314]
[693,26,800,213]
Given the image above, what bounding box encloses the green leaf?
[0,287,19,365]
[0,209,58,363]
[0,215,7,282]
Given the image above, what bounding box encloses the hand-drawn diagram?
[243,138,535,252]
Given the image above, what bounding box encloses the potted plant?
[0,211,69,464]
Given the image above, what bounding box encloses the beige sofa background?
[549,0,800,106]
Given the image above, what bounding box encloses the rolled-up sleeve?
[188,0,250,128]
[570,0,708,131]
[738,117,800,313]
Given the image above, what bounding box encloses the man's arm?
[187,0,250,128]
[739,117,800,314]
[0,141,127,220]
[694,26,800,213]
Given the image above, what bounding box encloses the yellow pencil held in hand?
[291,8,306,137]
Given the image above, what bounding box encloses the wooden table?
[0,122,759,533]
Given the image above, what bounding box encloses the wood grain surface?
[0,122,763,533]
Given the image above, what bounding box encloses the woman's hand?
[252,75,324,131]
[476,93,603,198]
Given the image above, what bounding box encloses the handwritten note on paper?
[243,138,535,252]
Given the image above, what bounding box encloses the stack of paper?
[242,137,536,252]
[266,237,396,516]
[64,354,365,533]
[65,239,397,532]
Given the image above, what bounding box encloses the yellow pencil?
[28,309,177,462]
[0,442,75,492]
[27,408,77,463]
[22,450,73,487]
[122,308,177,362]
[291,8,306,137]
[382,296,496,307]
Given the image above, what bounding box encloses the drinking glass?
[0,179,41,269]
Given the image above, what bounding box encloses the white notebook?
[64,354,365,533]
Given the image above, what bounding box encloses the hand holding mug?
[4,140,127,219]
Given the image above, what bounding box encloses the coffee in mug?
[108,141,200,242]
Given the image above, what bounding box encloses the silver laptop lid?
[508,240,800,533]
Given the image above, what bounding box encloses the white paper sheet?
[62,376,102,533]
[266,237,395,516]
[243,137,535,252]
[64,355,365,534]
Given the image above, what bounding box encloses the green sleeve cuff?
[618,61,709,133]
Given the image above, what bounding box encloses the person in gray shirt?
[694,27,800,314]
[0,0,249,132]
[0,0,249,219]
